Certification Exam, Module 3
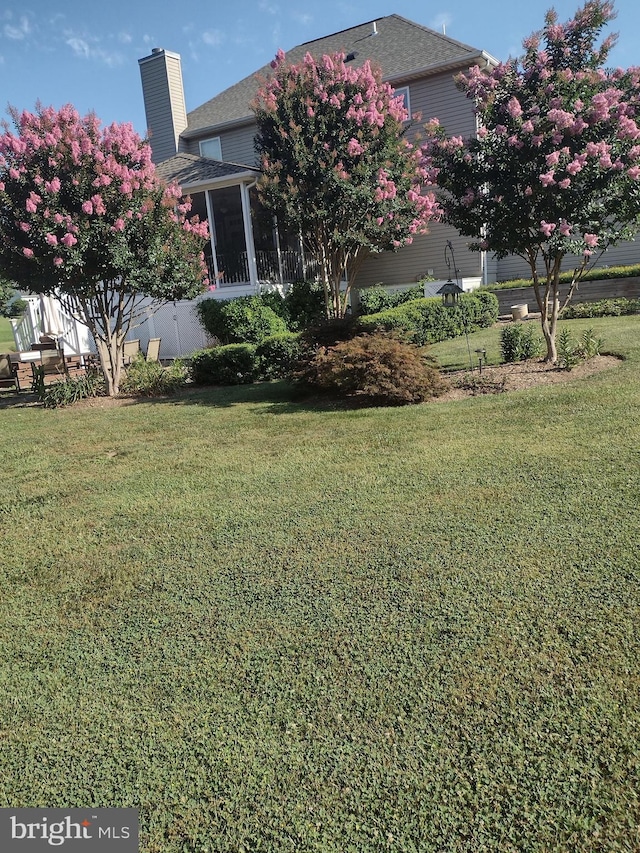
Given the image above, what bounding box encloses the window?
[199,137,222,160]
[393,86,411,120]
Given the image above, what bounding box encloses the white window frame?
[393,86,411,120]
[199,137,222,160]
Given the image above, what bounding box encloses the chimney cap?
[151,47,163,54]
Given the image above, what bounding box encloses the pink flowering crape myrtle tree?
[422,1,640,362]
[0,105,209,395]
[253,50,439,319]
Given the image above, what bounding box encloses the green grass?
[1,316,640,851]
[430,313,638,371]
[0,315,16,351]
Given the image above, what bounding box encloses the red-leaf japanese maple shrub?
[293,332,449,406]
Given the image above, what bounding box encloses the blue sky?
[1,0,639,137]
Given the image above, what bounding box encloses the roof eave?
[385,50,499,86]
[178,170,260,192]
[181,115,256,140]
[182,50,500,138]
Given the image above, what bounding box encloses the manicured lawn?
[0,316,16,351]
[1,316,639,851]
[429,312,639,371]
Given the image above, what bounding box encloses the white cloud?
[118,31,132,45]
[202,29,223,47]
[65,33,124,67]
[4,15,30,40]
[292,12,313,26]
[66,36,91,59]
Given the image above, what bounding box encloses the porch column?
[240,181,259,290]
[204,190,221,283]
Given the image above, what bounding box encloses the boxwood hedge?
[357,291,499,345]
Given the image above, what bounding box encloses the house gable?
[181,15,495,142]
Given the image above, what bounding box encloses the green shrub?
[256,332,302,380]
[561,297,640,319]
[577,327,604,359]
[196,296,288,344]
[256,289,288,321]
[356,302,425,340]
[282,280,326,330]
[195,298,227,342]
[294,332,449,405]
[557,327,581,370]
[358,292,499,345]
[500,323,543,363]
[190,344,258,385]
[119,355,188,397]
[5,297,27,318]
[357,284,424,315]
[36,370,105,408]
[298,316,360,350]
[472,290,501,326]
[557,327,604,370]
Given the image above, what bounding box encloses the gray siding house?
[138,14,640,300]
[138,15,499,299]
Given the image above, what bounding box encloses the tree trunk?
[95,335,125,396]
[62,286,129,396]
[529,253,561,363]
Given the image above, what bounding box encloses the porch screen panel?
[210,186,249,285]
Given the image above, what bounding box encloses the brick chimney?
[138,48,187,164]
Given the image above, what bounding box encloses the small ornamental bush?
[471,290,501,326]
[36,369,105,408]
[196,296,288,344]
[119,355,188,397]
[190,344,258,385]
[358,292,499,345]
[294,332,449,405]
[500,323,543,363]
[356,302,425,340]
[256,332,302,380]
[298,316,360,350]
[195,298,227,343]
[282,280,326,330]
[357,284,424,315]
[557,327,604,370]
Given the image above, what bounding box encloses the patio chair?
[123,339,141,366]
[146,338,161,362]
[0,353,21,394]
[30,348,68,389]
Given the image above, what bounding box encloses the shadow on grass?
[143,381,379,415]
[0,390,39,410]
[0,381,375,415]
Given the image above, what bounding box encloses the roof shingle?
[184,14,490,136]
[155,153,259,187]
